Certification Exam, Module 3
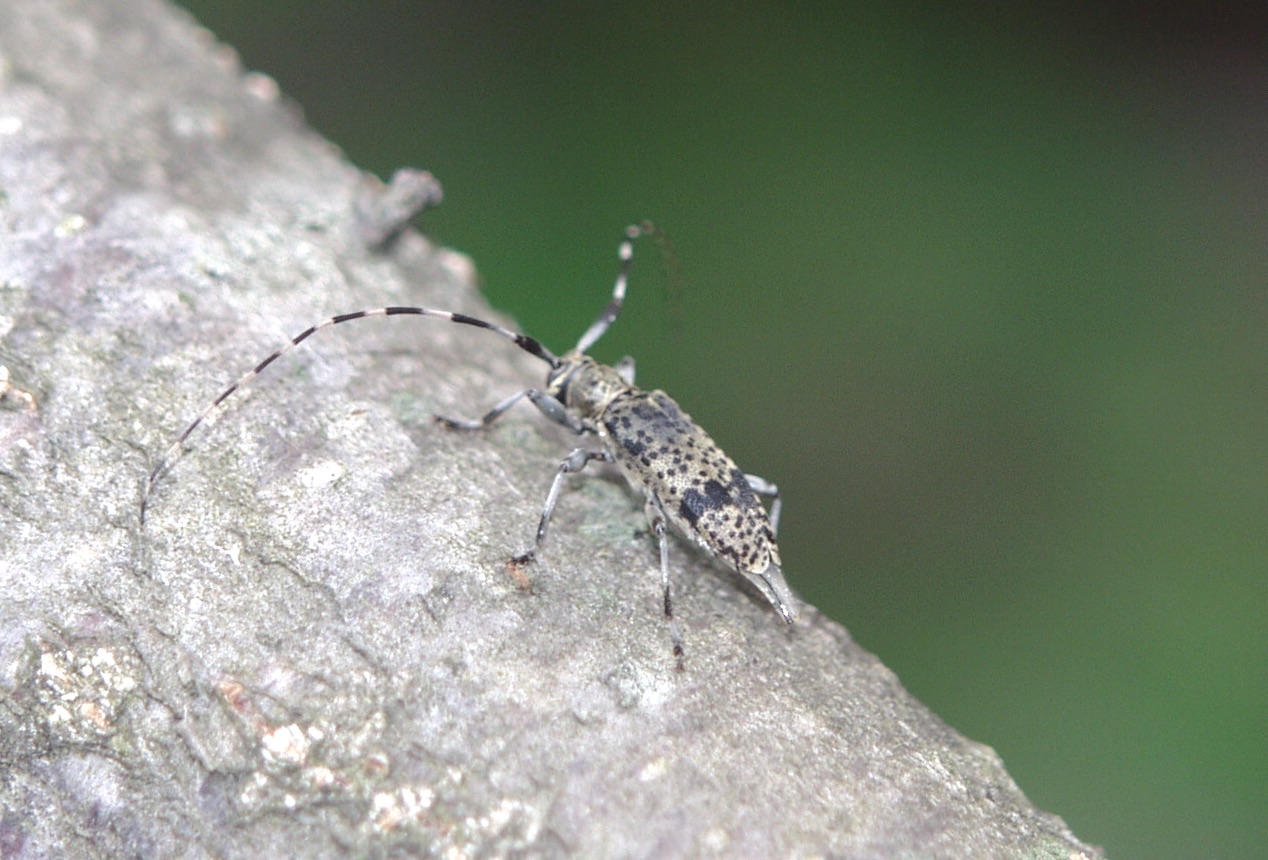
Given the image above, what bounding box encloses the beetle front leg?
[435,388,536,431]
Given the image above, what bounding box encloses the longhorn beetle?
[142,223,797,663]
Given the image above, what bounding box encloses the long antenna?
[573,221,655,354]
[140,306,558,522]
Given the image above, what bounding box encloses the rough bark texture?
[0,1,1104,857]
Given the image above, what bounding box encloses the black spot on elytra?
[704,479,731,508]
[678,479,733,526]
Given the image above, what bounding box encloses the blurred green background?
[172,2,1265,857]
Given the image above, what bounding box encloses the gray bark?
[0,1,1103,857]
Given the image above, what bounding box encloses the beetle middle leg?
[512,447,613,567]
[744,472,781,535]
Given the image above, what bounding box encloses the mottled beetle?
[143,223,797,661]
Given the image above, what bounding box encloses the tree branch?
[0,1,1102,857]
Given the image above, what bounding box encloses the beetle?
[142,223,797,663]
